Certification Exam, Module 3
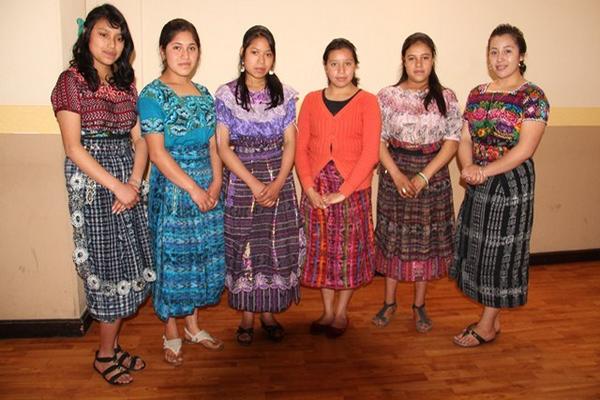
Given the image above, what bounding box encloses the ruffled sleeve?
[50,70,81,115]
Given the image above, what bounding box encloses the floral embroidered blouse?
[464,81,549,164]
[377,86,462,147]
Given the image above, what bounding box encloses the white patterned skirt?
[65,136,155,322]
[450,159,535,308]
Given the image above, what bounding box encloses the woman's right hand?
[112,182,140,213]
[189,186,216,212]
[306,187,327,209]
[391,171,417,198]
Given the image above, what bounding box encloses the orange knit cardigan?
[295,89,381,198]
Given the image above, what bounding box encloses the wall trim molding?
[0,309,93,339]
[530,248,600,266]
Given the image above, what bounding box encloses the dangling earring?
[240,63,245,73]
[268,70,274,76]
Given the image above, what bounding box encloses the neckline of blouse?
[482,80,529,95]
[157,79,203,98]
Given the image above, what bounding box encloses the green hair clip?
[76,18,85,36]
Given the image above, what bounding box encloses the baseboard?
[530,248,600,266]
[0,309,93,339]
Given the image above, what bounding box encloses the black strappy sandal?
[412,304,433,333]
[93,351,132,385]
[372,302,397,327]
[114,345,145,371]
[260,319,285,342]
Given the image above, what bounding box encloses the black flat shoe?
[326,319,349,339]
[309,320,329,335]
[260,319,285,342]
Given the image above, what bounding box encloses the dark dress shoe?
[326,319,349,339]
[309,320,329,335]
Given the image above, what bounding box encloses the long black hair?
[159,18,201,74]
[70,4,135,92]
[396,32,447,116]
[322,38,360,86]
[235,25,284,111]
[488,24,527,75]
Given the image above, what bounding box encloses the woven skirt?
[301,161,375,290]
[375,144,454,281]
[148,145,225,321]
[450,159,535,308]
[65,136,155,322]
[223,148,303,313]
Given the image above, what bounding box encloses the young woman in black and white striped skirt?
[450,24,549,347]
[51,4,155,384]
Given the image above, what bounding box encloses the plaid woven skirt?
[375,144,454,281]
[64,136,155,322]
[301,161,375,289]
[450,159,535,308]
[223,148,303,313]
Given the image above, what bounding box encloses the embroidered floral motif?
[71,210,84,228]
[225,271,301,294]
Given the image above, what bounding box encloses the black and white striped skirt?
[450,159,535,308]
[64,136,155,322]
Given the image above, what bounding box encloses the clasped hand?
[461,164,487,185]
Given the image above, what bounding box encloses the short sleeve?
[215,97,234,129]
[377,89,391,142]
[50,70,81,115]
[523,85,549,124]
[443,89,462,141]
[282,97,297,129]
[137,95,165,135]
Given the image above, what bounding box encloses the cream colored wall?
[1,0,599,321]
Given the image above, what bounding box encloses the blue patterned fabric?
[138,79,224,320]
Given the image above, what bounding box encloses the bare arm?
[207,135,223,205]
[411,139,459,196]
[257,123,296,207]
[216,123,264,198]
[379,141,416,198]
[144,133,214,212]
[128,121,148,187]
[57,110,139,212]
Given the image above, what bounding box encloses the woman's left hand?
[410,176,427,197]
[323,192,346,206]
[256,181,283,208]
[461,164,487,185]
[207,181,222,210]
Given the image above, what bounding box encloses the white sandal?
[184,327,224,351]
[162,335,183,366]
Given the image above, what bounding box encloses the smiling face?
[403,41,433,88]
[324,48,357,89]
[161,30,199,78]
[88,18,124,72]
[488,34,523,80]
[242,36,274,81]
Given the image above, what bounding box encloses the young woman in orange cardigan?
[295,38,381,338]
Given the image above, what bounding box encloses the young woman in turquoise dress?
[451,24,549,347]
[138,19,225,365]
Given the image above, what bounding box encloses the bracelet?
[416,172,429,186]
[128,178,141,188]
